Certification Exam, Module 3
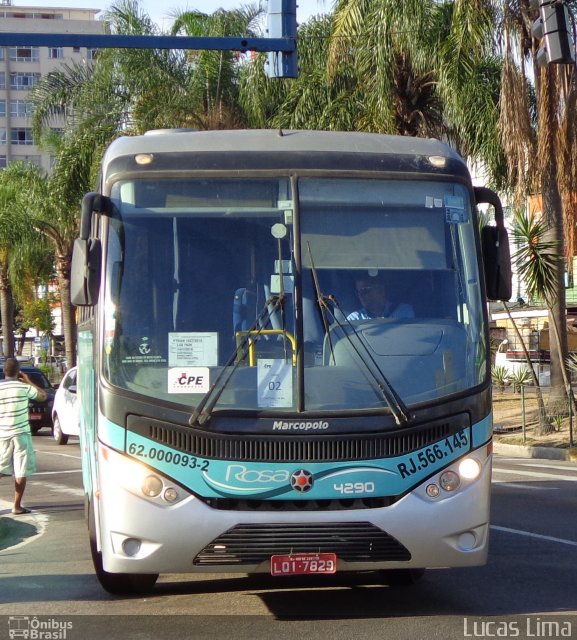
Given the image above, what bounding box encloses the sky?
[11,0,332,29]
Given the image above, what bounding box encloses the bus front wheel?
[88,499,158,595]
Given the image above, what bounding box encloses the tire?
[30,424,43,435]
[380,568,426,587]
[88,498,158,595]
[52,415,69,445]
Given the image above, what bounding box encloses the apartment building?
[0,1,106,173]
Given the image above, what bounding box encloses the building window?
[87,48,98,60]
[0,73,5,90]
[10,100,35,117]
[48,47,64,59]
[21,155,42,167]
[73,47,81,53]
[0,156,7,169]
[10,72,41,90]
[11,128,34,145]
[0,101,5,118]
[9,46,40,62]
[0,49,5,61]
[0,12,61,19]
[0,129,6,145]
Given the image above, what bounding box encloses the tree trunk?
[541,160,569,413]
[56,251,77,370]
[537,65,569,414]
[0,262,15,358]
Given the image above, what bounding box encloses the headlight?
[459,457,482,480]
[100,446,185,505]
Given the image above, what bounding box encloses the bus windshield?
[102,176,486,415]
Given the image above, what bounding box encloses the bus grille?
[193,522,411,566]
[138,418,463,462]
[204,497,395,511]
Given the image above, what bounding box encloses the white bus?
[71,129,511,594]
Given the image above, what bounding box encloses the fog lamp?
[440,470,460,492]
[142,475,163,497]
[122,538,142,557]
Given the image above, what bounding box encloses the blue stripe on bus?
[95,418,491,501]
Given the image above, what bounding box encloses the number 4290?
[333,481,375,495]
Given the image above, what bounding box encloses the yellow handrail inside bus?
[235,329,297,366]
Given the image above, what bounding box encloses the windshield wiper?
[189,294,285,426]
[307,244,412,426]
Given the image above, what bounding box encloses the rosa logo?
[290,469,313,492]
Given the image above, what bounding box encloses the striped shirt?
[0,379,39,439]
[347,302,415,321]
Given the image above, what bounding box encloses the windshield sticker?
[168,367,210,394]
[257,359,293,408]
[425,196,444,209]
[444,195,467,223]
[121,336,167,365]
[168,332,218,367]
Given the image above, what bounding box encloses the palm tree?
[325,0,577,406]
[513,207,576,430]
[240,15,339,129]
[326,0,503,163]
[0,163,51,358]
[170,4,263,129]
[494,2,577,405]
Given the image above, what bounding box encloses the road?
[1,433,577,640]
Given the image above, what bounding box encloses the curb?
[494,442,577,462]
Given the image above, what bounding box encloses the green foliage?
[508,367,532,393]
[566,353,577,377]
[19,297,55,336]
[551,414,564,432]
[491,365,510,390]
[512,209,559,305]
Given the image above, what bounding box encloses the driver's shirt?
[347,302,415,321]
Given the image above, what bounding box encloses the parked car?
[0,364,55,433]
[51,367,79,445]
[33,354,67,373]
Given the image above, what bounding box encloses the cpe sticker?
[168,367,210,393]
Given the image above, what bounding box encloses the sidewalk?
[493,440,577,462]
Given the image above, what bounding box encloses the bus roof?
[101,129,469,180]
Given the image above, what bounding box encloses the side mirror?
[70,192,108,306]
[475,187,512,302]
[71,237,102,306]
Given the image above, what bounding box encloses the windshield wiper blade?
[189,294,284,426]
[323,294,413,426]
[305,243,411,425]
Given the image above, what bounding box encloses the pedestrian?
[0,358,47,515]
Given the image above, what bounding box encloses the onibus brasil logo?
[8,617,73,640]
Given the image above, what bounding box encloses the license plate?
[271,553,337,576]
[29,413,42,420]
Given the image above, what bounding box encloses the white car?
[51,367,79,445]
